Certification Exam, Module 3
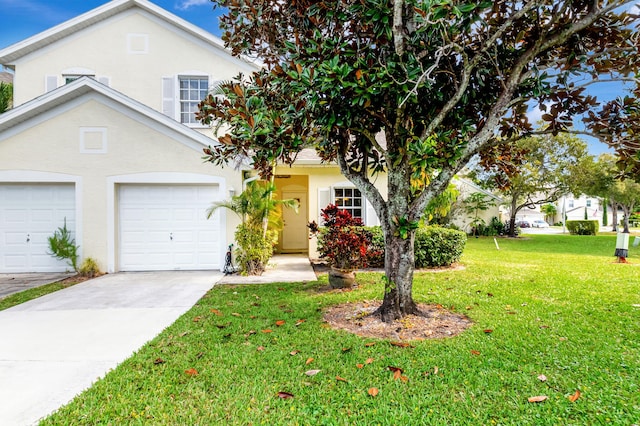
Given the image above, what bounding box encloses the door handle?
[26,234,30,242]
[170,233,173,241]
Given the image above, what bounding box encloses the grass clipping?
[323,301,472,341]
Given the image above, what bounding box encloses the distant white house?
[509,194,612,227]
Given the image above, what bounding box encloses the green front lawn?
[43,235,640,425]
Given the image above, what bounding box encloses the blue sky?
[1,0,636,155]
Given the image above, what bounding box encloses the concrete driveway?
[0,271,221,426]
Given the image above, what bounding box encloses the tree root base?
[323,301,473,341]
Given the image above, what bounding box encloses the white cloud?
[175,0,210,10]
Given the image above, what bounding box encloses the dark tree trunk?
[374,232,421,322]
[611,201,618,232]
[507,195,519,237]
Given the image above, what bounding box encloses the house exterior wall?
[449,178,502,232]
[0,97,241,272]
[11,9,255,111]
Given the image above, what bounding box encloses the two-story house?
[0,0,263,273]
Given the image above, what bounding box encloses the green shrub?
[415,226,467,268]
[78,257,101,278]
[234,224,276,275]
[364,226,385,268]
[47,219,79,272]
[566,220,599,235]
[363,225,467,268]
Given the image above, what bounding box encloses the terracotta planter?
[328,267,356,289]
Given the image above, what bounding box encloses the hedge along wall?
[566,220,599,235]
[365,226,467,268]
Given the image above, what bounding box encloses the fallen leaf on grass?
[568,390,581,402]
[210,309,223,316]
[275,320,286,326]
[231,312,242,317]
[262,329,273,333]
[336,376,348,382]
[527,395,548,403]
[470,350,481,356]
[365,358,374,364]
[193,316,203,322]
[368,387,379,397]
[305,369,321,376]
[342,347,352,353]
[290,350,300,356]
[153,358,165,365]
[390,341,414,348]
[388,366,404,381]
[185,368,198,376]
[364,342,376,347]
[305,357,314,365]
[295,319,306,326]
[537,374,547,382]
[483,329,493,334]
[425,366,439,376]
[356,364,364,369]
[277,391,294,399]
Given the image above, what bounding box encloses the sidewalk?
[217,254,317,284]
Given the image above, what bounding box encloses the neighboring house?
[449,177,503,232]
[0,0,260,273]
[555,194,611,226]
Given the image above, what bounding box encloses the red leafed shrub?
[309,204,380,270]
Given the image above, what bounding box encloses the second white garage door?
[119,184,222,271]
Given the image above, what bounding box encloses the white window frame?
[178,75,209,126]
[332,186,364,221]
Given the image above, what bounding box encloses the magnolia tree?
[198,1,640,322]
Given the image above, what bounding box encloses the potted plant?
[309,204,376,288]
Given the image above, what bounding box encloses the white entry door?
[0,183,76,272]
[119,184,222,271]
[281,190,308,252]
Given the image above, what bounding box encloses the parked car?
[532,219,550,228]
[517,220,532,228]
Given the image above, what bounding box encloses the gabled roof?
[0,76,217,151]
[0,0,259,70]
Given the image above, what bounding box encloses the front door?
[281,190,308,252]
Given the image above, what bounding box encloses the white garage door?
[0,184,76,273]
[119,184,222,271]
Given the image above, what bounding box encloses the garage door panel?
[119,184,222,271]
[0,184,76,273]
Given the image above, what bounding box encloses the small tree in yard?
[198,1,640,322]
[540,204,557,224]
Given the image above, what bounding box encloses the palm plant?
[207,180,298,274]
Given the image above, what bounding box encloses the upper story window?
[179,76,208,125]
[334,187,363,219]
[586,199,592,207]
[568,199,574,208]
[64,74,95,84]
